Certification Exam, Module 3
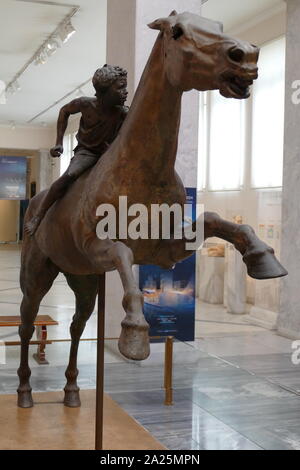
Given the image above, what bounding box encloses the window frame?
[250,35,286,190]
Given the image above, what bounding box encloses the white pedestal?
[246,306,278,330]
[198,254,225,304]
[225,244,247,315]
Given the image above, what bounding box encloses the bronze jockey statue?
[18,12,288,410]
[25,64,128,235]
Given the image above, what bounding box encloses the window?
[207,91,245,191]
[251,37,286,188]
[197,35,286,193]
[60,132,78,176]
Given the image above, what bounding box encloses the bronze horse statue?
[17,11,287,408]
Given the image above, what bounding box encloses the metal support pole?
[164,336,174,406]
[95,273,106,450]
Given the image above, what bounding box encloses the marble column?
[225,245,247,315]
[37,149,53,192]
[277,0,300,338]
[198,254,225,304]
[105,0,201,338]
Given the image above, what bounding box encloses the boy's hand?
[50,145,64,158]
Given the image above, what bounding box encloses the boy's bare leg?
[25,153,98,236]
[25,173,73,236]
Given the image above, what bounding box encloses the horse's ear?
[148,18,171,31]
[169,10,178,17]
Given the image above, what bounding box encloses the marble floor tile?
[194,335,286,358]
[196,321,263,338]
[247,331,294,354]
[109,389,262,450]
[223,352,296,372]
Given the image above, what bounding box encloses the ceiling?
[202,0,285,31]
[0,0,286,128]
[0,0,107,127]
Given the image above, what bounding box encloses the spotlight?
[7,82,19,94]
[34,55,41,65]
[34,51,47,65]
[59,20,76,44]
[46,37,60,56]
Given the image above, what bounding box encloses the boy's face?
[105,77,128,106]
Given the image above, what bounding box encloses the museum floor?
[1,246,300,450]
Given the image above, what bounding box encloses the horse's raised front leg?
[202,212,287,279]
[155,211,287,280]
[114,242,150,361]
[88,240,150,361]
[63,273,99,407]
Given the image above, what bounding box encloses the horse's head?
[148,10,259,99]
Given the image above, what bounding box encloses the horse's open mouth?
[220,73,253,99]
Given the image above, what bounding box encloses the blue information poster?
[0,156,27,200]
[139,188,196,342]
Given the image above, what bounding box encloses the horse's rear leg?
[18,248,59,408]
[63,274,98,407]
[18,296,41,408]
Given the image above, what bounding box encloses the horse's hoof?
[119,317,150,361]
[64,389,81,408]
[17,391,33,408]
[244,247,288,280]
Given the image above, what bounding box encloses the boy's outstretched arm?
[50,98,83,158]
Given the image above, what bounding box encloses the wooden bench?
[0,315,58,365]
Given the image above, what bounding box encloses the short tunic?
[74,105,129,158]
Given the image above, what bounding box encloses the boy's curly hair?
[92,64,127,96]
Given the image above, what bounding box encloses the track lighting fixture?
[45,37,60,56]
[5,7,79,103]
[6,80,21,95]
[58,20,76,44]
[15,80,21,91]
[35,20,76,67]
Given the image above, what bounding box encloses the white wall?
[229,5,286,44]
[0,125,56,242]
[198,8,286,308]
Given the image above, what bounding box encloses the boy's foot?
[24,215,42,236]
